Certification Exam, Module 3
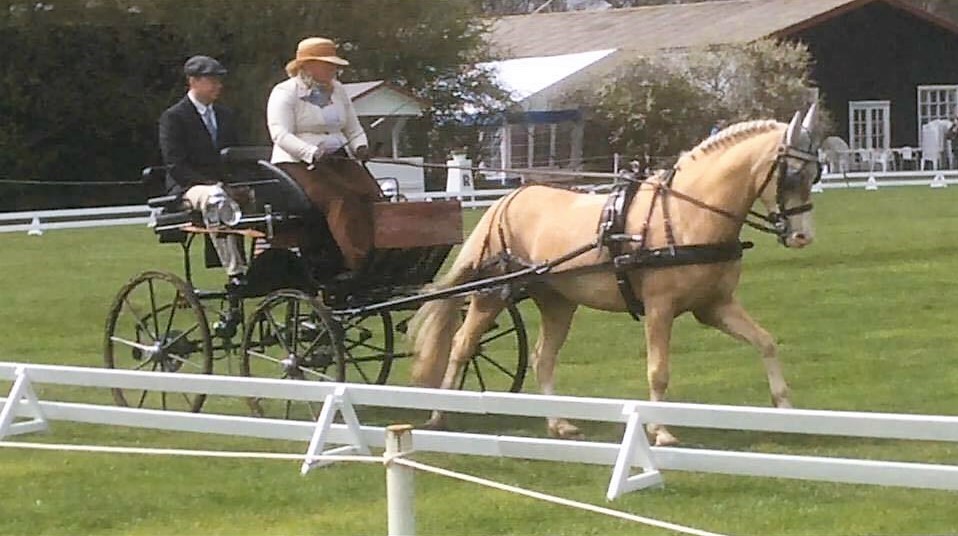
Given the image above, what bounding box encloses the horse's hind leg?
[528,289,579,439]
[643,304,680,446]
[423,293,507,430]
[693,299,792,408]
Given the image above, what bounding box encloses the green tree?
[0,0,503,208]
[571,39,818,165]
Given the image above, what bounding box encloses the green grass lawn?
[2,187,958,535]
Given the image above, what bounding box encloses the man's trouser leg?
[183,185,247,276]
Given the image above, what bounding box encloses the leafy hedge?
[0,0,501,210]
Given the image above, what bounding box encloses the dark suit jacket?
[158,96,239,196]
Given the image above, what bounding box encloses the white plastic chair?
[921,120,950,170]
[898,146,915,170]
[871,149,891,172]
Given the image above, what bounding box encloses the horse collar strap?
[597,174,752,321]
[599,181,645,320]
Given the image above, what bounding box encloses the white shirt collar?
[187,90,212,115]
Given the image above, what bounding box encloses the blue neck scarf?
[302,85,332,107]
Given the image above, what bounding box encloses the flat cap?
[184,55,227,77]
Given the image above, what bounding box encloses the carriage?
[103,106,824,443]
[102,147,529,418]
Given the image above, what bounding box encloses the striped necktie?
[201,106,218,146]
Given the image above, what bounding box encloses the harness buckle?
[613,253,635,269]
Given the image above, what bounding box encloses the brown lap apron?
[277,158,383,271]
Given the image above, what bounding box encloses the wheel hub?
[281,354,300,376]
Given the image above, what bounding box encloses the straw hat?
[285,37,349,75]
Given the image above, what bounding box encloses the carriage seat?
[219,147,312,216]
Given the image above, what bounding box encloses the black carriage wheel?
[240,289,346,419]
[103,270,213,412]
[208,295,246,375]
[457,300,529,393]
[336,311,394,385]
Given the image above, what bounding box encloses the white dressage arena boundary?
[2,169,956,235]
[3,362,958,500]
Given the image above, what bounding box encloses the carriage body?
[103,147,528,416]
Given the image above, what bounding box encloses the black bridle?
[628,133,821,246]
[747,142,822,244]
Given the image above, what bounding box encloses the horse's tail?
[408,200,506,388]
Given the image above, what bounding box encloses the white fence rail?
[2,170,955,235]
[2,362,958,499]
[0,204,152,234]
[818,169,958,190]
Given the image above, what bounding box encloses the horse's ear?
[786,110,804,146]
[801,102,819,133]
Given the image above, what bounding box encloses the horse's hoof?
[775,399,794,410]
[548,422,584,440]
[654,431,680,447]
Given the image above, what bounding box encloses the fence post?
[385,424,415,536]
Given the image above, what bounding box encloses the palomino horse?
[410,105,823,446]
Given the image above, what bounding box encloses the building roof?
[342,80,429,116]
[488,0,958,59]
[479,49,617,102]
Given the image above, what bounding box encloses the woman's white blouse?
[267,77,368,164]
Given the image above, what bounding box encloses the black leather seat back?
[220,147,312,216]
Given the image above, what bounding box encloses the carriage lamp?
[377,177,399,201]
[202,186,242,227]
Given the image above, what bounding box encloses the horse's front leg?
[643,304,680,446]
[528,289,579,439]
[423,295,506,430]
[694,299,792,408]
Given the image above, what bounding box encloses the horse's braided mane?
[683,119,783,162]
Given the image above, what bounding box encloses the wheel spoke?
[300,324,331,360]
[136,387,149,409]
[110,336,156,353]
[162,291,180,341]
[297,365,335,381]
[349,360,373,384]
[474,352,518,379]
[457,359,471,390]
[121,297,157,340]
[290,299,301,352]
[343,337,388,354]
[164,322,201,347]
[478,326,517,346]
[147,279,161,339]
[246,350,335,381]
[471,357,488,391]
[167,353,203,371]
[133,358,154,371]
[247,350,286,365]
[262,309,293,355]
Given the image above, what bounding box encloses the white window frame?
[848,100,891,150]
[917,85,958,144]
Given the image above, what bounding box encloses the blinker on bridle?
[748,134,821,244]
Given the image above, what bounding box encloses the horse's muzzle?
[785,232,813,248]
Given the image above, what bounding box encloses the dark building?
[489,0,958,166]
[781,0,958,149]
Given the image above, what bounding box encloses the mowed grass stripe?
[0,187,956,535]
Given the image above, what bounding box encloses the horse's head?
[756,104,823,248]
